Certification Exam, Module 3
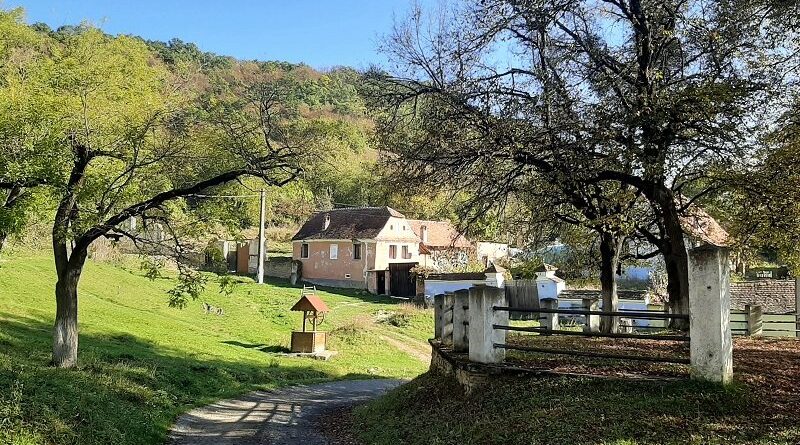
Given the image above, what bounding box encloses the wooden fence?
[505,279,539,320]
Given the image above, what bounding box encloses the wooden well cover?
[290,294,329,313]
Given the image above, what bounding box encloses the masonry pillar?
[442,292,455,346]
[452,289,470,352]
[582,297,600,333]
[745,304,763,337]
[434,294,445,340]
[540,298,560,332]
[468,285,507,363]
[688,245,733,384]
[795,277,800,339]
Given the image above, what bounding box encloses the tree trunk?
[52,245,88,368]
[0,185,24,258]
[599,232,622,333]
[655,189,690,331]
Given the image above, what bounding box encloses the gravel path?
[169,379,403,445]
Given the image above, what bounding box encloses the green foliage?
[217,275,237,297]
[139,256,165,281]
[167,270,208,309]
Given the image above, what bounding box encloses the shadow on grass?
[356,370,799,445]
[220,340,290,354]
[0,313,389,445]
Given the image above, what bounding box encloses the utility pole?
[257,189,266,284]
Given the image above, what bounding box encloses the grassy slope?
[0,251,431,445]
[355,373,786,445]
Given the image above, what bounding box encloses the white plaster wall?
[425,279,485,296]
[536,279,565,300]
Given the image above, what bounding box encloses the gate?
[505,279,539,320]
[389,262,417,297]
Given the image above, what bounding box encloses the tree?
[35,29,317,368]
[0,9,61,254]
[372,0,798,328]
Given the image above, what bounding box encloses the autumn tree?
[372,0,799,327]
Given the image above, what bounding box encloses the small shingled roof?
[292,207,405,241]
[290,294,329,313]
[677,198,730,247]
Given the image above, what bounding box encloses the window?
[353,243,362,260]
[402,245,411,259]
[330,244,338,259]
[389,245,397,259]
[300,243,309,259]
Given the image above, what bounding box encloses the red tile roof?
[407,219,472,249]
[290,294,329,313]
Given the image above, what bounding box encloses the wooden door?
[389,262,417,297]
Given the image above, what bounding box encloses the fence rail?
[493,305,690,321]
[493,324,690,341]
[494,343,691,364]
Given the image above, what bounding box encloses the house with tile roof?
[407,219,475,271]
[291,207,423,295]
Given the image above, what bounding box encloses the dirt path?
[378,333,431,363]
[169,379,403,445]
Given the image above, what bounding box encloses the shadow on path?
[169,379,403,445]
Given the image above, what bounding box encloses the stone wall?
[265,257,292,279]
[730,280,796,313]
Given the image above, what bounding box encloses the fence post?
[452,289,470,352]
[688,245,733,384]
[582,297,600,333]
[540,298,560,332]
[434,294,445,340]
[745,304,763,337]
[795,276,800,339]
[442,292,455,346]
[468,285,508,363]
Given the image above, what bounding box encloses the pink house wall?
[293,240,376,285]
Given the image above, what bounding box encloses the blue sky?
[5,1,421,69]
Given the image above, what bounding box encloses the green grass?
[0,250,432,445]
[354,372,797,445]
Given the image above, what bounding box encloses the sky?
[4,0,420,69]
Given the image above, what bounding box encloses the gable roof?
[677,198,730,247]
[290,294,329,313]
[291,207,405,241]
[407,219,472,249]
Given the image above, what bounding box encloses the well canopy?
[290,294,330,313]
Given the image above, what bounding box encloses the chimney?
[323,213,331,230]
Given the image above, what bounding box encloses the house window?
[330,244,338,260]
[402,245,411,259]
[300,243,309,259]
[353,243,362,260]
[389,245,397,259]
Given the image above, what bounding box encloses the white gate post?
[452,289,470,352]
[433,294,445,340]
[582,297,600,333]
[689,245,733,384]
[745,304,763,337]
[442,292,455,346]
[468,285,508,363]
[540,298,560,332]
[795,277,800,339]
